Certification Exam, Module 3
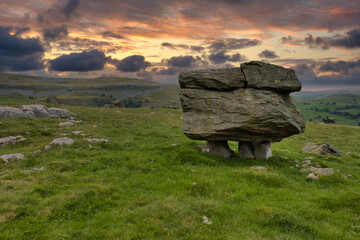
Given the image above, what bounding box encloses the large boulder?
[0,106,35,118]
[0,105,71,119]
[179,61,305,159]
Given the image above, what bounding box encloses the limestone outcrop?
[0,105,71,119]
[179,61,305,159]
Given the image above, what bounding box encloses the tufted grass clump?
[0,105,359,239]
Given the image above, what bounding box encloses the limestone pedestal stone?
[179,61,306,159]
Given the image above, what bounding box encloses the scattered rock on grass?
[33,150,42,154]
[72,131,83,135]
[84,138,109,144]
[202,216,212,225]
[22,166,45,174]
[50,137,75,146]
[59,121,75,126]
[301,142,342,156]
[250,166,267,170]
[0,136,26,147]
[309,167,334,176]
[306,173,319,179]
[1,153,26,163]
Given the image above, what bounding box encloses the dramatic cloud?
[161,42,205,52]
[101,31,124,39]
[207,38,261,53]
[318,60,360,74]
[209,51,247,64]
[0,26,45,71]
[62,0,80,17]
[282,29,360,50]
[258,49,279,59]
[49,50,107,72]
[164,55,199,68]
[43,25,69,42]
[152,67,179,75]
[114,55,151,72]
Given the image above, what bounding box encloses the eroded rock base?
[202,141,272,159]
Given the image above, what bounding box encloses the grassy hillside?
[0,103,359,239]
[293,93,360,126]
[0,73,180,109]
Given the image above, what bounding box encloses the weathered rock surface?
[0,104,71,119]
[179,61,305,159]
[0,106,35,118]
[200,140,235,158]
[238,142,255,159]
[254,142,272,159]
[84,138,110,143]
[50,137,74,146]
[181,88,304,142]
[46,95,60,105]
[309,167,334,176]
[241,61,301,93]
[301,142,342,156]
[0,136,26,147]
[179,68,245,90]
[1,153,26,163]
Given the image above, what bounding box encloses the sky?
[0,0,359,90]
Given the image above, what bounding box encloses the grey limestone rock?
[20,105,51,118]
[179,61,305,159]
[301,142,342,156]
[0,136,26,147]
[254,142,272,159]
[203,141,235,158]
[309,167,334,175]
[241,61,301,93]
[1,153,26,163]
[0,106,35,118]
[50,137,75,146]
[179,68,246,90]
[238,142,255,159]
[48,107,71,118]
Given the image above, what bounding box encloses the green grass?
[293,93,360,126]
[0,103,359,239]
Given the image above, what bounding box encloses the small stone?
[306,173,319,179]
[254,142,272,159]
[345,174,353,178]
[84,138,109,144]
[33,150,42,154]
[172,143,177,146]
[1,153,26,163]
[250,166,267,170]
[22,166,45,174]
[192,182,196,185]
[50,137,75,146]
[301,142,342,156]
[93,125,97,128]
[150,112,156,114]
[309,167,334,175]
[302,160,311,167]
[281,156,288,159]
[72,131,83,135]
[45,145,51,150]
[59,121,75,126]
[0,135,26,147]
[202,216,212,225]
[303,157,314,160]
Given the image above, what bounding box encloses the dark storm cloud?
[282,29,360,50]
[62,0,80,17]
[0,26,45,71]
[161,42,205,52]
[101,31,124,39]
[165,56,198,68]
[207,38,261,53]
[209,51,247,64]
[318,60,360,74]
[289,59,360,85]
[114,55,151,72]
[15,27,31,36]
[49,49,107,72]
[43,25,69,42]
[331,29,360,49]
[258,49,279,59]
